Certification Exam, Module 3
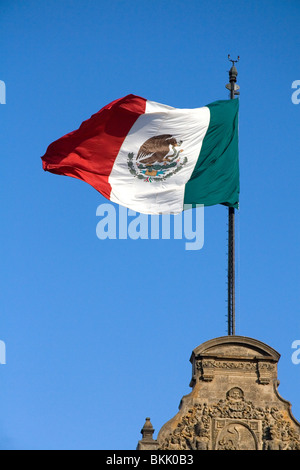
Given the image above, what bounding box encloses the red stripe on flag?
[41,94,147,200]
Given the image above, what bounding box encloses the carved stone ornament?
[158,387,300,450]
[137,336,300,451]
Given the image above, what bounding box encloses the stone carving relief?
[159,387,300,450]
[196,359,276,384]
[215,422,257,450]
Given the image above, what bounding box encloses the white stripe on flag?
[109,100,210,214]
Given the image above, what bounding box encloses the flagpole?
[226,55,240,336]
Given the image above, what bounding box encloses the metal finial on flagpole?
[226,55,240,336]
[228,54,240,65]
[226,55,240,100]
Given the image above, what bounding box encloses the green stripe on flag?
[184,99,240,208]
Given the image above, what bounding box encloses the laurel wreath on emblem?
[127,134,188,182]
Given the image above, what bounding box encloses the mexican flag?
[42,94,239,215]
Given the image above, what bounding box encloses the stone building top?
[189,336,281,388]
[137,336,300,451]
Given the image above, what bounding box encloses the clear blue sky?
[1,0,300,450]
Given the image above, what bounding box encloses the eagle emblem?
[127,134,187,182]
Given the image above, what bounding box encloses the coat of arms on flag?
[127,134,188,183]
